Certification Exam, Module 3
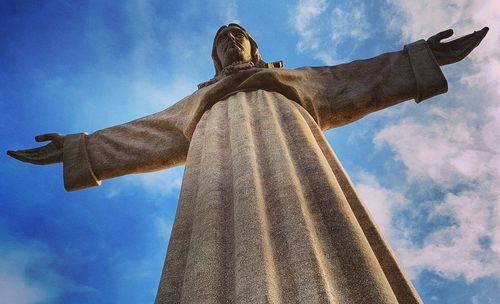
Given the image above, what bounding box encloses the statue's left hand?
[7,133,65,165]
[427,27,489,66]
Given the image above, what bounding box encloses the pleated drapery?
[155,90,420,304]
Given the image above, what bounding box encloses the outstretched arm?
[298,27,488,130]
[8,105,191,191]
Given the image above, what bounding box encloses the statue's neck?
[197,60,284,90]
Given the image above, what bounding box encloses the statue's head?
[211,23,263,76]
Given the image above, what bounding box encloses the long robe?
[62,40,447,303]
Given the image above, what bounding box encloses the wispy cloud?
[289,0,372,65]
[0,241,96,304]
[367,0,500,283]
[355,172,407,240]
[375,101,500,282]
[120,166,185,198]
[289,0,328,52]
[132,76,199,114]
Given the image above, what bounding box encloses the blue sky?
[1,0,499,303]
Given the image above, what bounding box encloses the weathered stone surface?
[155,90,421,303]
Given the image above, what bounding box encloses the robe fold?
[62,40,447,303]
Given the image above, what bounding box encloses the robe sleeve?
[297,39,448,130]
[62,106,190,192]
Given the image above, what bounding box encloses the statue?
[8,24,488,303]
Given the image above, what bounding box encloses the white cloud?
[329,6,371,42]
[368,0,500,283]
[0,242,96,304]
[289,0,328,52]
[355,172,407,240]
[374,108,495,188]
[289,0,371,64]
[0,273,47,304]
[133,76,197,112]
[121,166,185,197]
[0,244,54,304]
[397,190,500,282]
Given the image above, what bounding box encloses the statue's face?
[215,26,252,69]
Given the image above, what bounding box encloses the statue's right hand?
[7,133,65,165]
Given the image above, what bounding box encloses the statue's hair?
[211,23,265,76]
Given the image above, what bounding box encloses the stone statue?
[8,24,488,303]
